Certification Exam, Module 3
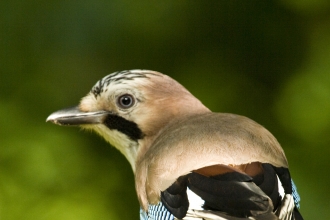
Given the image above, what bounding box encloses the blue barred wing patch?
[291,179,301,208]
[140,207,148,220]
[140,202,174,220]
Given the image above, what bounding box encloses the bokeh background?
[1,1,330,219]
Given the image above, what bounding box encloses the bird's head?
[47,70,209,171]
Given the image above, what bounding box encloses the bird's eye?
[117,94,135,109]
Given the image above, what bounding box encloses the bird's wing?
[160,163,302,220]
[135,113,288,210]
[142,165,302,219]
[161,164,275,219]
[185,209,279,220]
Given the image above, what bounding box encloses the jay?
[47,70,303,220]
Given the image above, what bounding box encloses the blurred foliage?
[1,0,329,219]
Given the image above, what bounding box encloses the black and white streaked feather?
[91,70,159,98]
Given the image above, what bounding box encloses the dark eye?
[117,94,135,109]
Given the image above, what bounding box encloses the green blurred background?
[1,0,329,219]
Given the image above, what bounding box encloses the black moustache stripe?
[104,114,144,141]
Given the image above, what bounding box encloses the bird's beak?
[46,106,109,126]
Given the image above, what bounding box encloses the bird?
[47,70,303,220]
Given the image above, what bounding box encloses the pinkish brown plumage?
[47,70,302,220]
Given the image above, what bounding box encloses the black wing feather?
[188,171,273,218]
[161,175,189,219]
